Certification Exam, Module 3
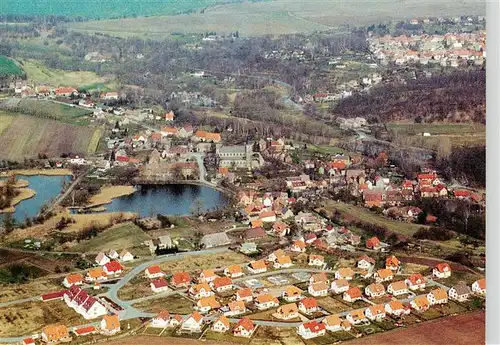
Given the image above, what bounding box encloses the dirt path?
[344,311,485,345]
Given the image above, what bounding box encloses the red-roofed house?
[472,279,486,295]
[171,272,192,288]
[236,288,253,302]
[181,312,204,332]
[406,274,426,290]
[145,265,164,279]
[343,287,362,302]
[233,317,255,337]
[150,278,169,293]
[298,297,318,314]
[433,263,452,279]
[259,210,277,222]
[273,221,290,237]
[291,239,306,252]
[73,326,97,336]
[103,261,123,276]
[366,236,381,250]
[298,321,326,339]
[212,276,233,292]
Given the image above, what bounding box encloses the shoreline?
[1,169,73,177]
[85,185,137,208]
[0,188,36,214]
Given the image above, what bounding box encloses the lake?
[98,184,229,217]
[6,175,71,222]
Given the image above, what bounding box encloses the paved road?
[0,251,455,342]
[43,167,93,215]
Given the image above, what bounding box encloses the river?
[94,184,228,217]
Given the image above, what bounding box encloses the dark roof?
[245,227,266,240]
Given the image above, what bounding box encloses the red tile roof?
[104,261,123,273]
[302,320,325,333]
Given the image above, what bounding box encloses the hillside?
[0,0,234,19]
[0,112,101,160]
[0,56,25,77]
[333,70,486,124]
[69,0,485,37]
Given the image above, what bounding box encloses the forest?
[332,70,486,124]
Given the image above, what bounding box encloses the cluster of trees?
[333,70,486,124]
[0,264,45,284]
[413,226,456,241]
[414,198,485,240]
[0,175,19,210]
[437,146,485,187]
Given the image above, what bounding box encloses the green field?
[68,222,151,253]
[0,111,103,160]
[387,122,485,135]
[0,56,25,77]
[22,60,110,88]
[1,0,226,19]
[323,200,425,237]
[69,0,484,37]
[6,98,92,125]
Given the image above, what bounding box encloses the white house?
[308,282,329,297]
[387,281,409,296]
[472,279,486,295]
[405,274,426,290]
[385,300,410,317]
[365,283,385,298]
[107,250,119,260]
[225,301,247,316]
[247,260,267,274]
[151,310,171,328]
[181,312,204,332]
[357,256,376,270]
[448,284,472,302]
[365,304,386,321]
[189,283,213,299]
[322,315,342,332]
[212,316,230,333]
[432,263,451,279]
[145,265,164,279]
[151,278,169,293]
[346,309,367,325]
[297,321,326,339]
[330,279,350,294]
[254,295,279,310]
[233,317,255,338]
[236,288,253,303]
[95,252,110,266]
[64,285,107,320]
[308,255,325,267]
[427,288,448,305]
[119,249,134,262]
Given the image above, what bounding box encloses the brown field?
[0,300,86,337]
[158,251,248,273]
[317,296,352,314]
[0,114,102,160]
[0,276,63,303]
[5,211,137,243]
[133,294,194,314]
[344,312,485,345]
[250,326,306,345]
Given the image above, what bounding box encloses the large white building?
[63,285,107,319]
[217,144,264,170]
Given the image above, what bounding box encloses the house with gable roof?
[297,321,326,339]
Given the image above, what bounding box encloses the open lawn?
[387,122,485,135]
[118,276,154,301]
[5,211,137,243]
[322,200,425,237]
[344,312,485,345]
[22,59,108,87]
[204,330,251,344]
[0,56,24,77]
[434,271,482,287]
[250,326,305,345]
[0,112,102,160]
[69,0,483,37]
[0,276,61,303]
[7,99,93,124]
[68,222,150,253]
[158,251,248,273]
[435,300,467,316]
[133,294,194,314]
[0,300,86,337]
[415,308,444,321]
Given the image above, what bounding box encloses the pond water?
[98,184,228,217]
[5,175,71,223]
